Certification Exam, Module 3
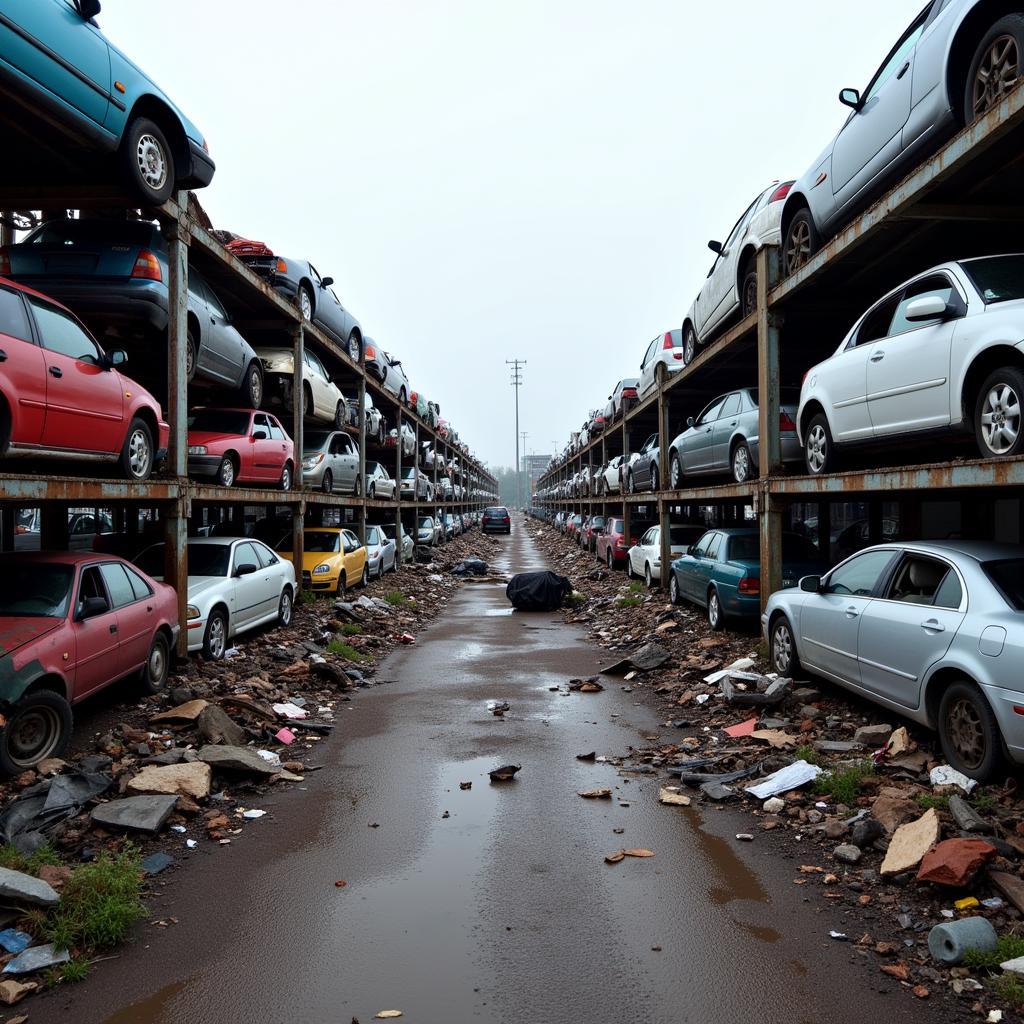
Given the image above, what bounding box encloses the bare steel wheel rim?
[981,382,1021,454]
[709,591,720,626]
[742,273,758,317]
[186,339,195,378]
[349,336,360,362]
[148,641,166,685]
[136,134,168,191]
[280,591,292,625]
[282,466,292,490]
[807,424,827,473]
[250,368,262,407]
[128,428,151,478]
[973,34,1021,118]
[733,445,749,482]
[208,616,226,659]
[299,289,313,320]
[772,622,792,673]
[670,576,678,603]
[7,705,62,767]
[947,697,985,770]
[219,459,234,487]
[671,456,681,489]
[786,220,811,274]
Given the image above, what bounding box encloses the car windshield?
[303,431,331,453]
[418,518,433,528]
[188,544,231,577]
[609,519,624,533]
[983,559,1024,610]
[961,256,1024,303]
[305,532,341,553]
[0,563,73,617]
[189,410,251,435]
[365,462,380,473]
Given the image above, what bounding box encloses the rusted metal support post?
[394,415,402,564]
[164,194,189,480]
[357,375,367,545]
[0,508,13,553]
[290,324,304,590]
[40,505,67,550]
[757,245,783,610]
[164,494,189,658]
[292,497,305,590]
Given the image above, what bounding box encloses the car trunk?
[8,222,162,280]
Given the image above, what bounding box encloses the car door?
[332,433,357,491]
[639,338,658,395]
[305,349,334,418]
[99,561,153,673]
[254,542,287,618]
[195,272,245,385]
[830,9,929,212]
[72,564,123,697]
[684,397,726,473]
[248,413,278,481]
[0,285,47,445]
[230,541,273,628]
[700,198,758,337]
[711,392,743,469]
[856,554,966,707]
[27,295,124,453]
[865,274,961,436]
[798,548,898,684]
[3,0,111,127]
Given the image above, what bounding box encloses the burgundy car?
[0,553,179,773]
[579,515,606,552]
[187,408,295,489]
[596,517,639,567]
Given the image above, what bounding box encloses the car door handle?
[49,365,63,378]
[845,605,859,618]
[870,352,884,362]
[0,350,6,362]
[921,619,945,633]
[109,624,118,634]
[896,61,910,80]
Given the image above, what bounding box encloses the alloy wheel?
[127,428,152,479]
[136,134,168,191]
[208,616,226,660]
[148,642,166,686]
[299,288,313,320]
[946,696,986,771]
[669,575,679,605]
[733,445,750,483]
[980,382,1021,454]
[973,34,1021,118]
[806,424,828,473]
[279,590,293,626]
[785,220,811,275]
[219,459,235,488]
[772,621,793,674]
[683,329,695,365]
[249,367,263,407]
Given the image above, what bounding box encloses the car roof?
[878,539,1024,563]
[186,537,249,546]
[0,551,121,565]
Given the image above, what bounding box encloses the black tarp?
[505,571,572,612]
[0,771,112,853]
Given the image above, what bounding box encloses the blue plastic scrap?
[0,929,31,954]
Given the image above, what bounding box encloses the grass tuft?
[297,589,319,606]
[793,745,824,767]
[965,935,1024,973]
[0,843,61,874]
[616,596,643,609]
[59,959,90,984]
[627,582,645,594]
[916,793,949,810]
[992,973,1024,1009]
[811,761,874,805]
[384,592,410,607]
[341,623,361,636]
[326,639,368,662]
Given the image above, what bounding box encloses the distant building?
[522,454,550,498]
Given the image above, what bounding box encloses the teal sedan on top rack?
[0,0,214,203]
[669,527,826,630]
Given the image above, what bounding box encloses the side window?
[124,566,154,601]
[77,566,108,611]
[888,556,952,605]
[934,570,963,610]
[71,515,95,535]
[0,287,31,341]
[267,418,285,442]
[28,299,101,363]
[854,295,900,347]
[697,398,727,426]
[704,534,723,560]
[197,274,228,320]
[888,275,958,336]
[642,339,656,367]
[719,393,742,419]
[100,563,136,608]
[252,414,271,437]
[863,19,926,103]
[307,351,328,379]
[233,542,260,572]
[254,543,278,569]
[826,550,896,596]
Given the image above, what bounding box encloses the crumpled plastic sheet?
[0,771,111,854]
[930,764,978,793]
[744,759,822,799]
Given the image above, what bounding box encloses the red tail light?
[780,411,796,431]
[662,332,674,349]
[629,536,637,546]
[673,352,683,360]
[622,388,637,397]
[770,181,794,203]
[365,345,377,360]
[0,248,9,277]
[503,516,510,523]
[738,577,760,595]
[276,258,288,273]
[131,249,162,281]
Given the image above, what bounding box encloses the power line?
[506,359,525,509]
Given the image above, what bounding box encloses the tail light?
[738,577,760,595]
[276,258,288,273]
[0,248,9,277]
[662,332,674,349]
[770,181,794,203]
[672,352,683,360]
[622,388,637,397]
[629,536,637,546]
[365,345,377,360]
[131,249,162,281]
[780,411,796,431]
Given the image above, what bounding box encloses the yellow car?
[279,527,369,594]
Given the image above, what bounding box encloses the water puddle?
[102,978,191,1024]
[484,608,513,617]
[682,807,768,907]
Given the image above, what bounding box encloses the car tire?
[354,474,362,497]
[651,464,660,492]
[974,366,1024,459]
[120,418,154,482]
[348,333,362,363]
[334,402,346,430]
[278,587,293,626]
[732,441,753,483]
[783,207,820,277]
[216,456,236,488]
[140,632,170,695]
[626,471,635,495]
[121,116,175,205]
[399,387,407,406]
[302,384,313,420]
[669,453,683,489]
[377,423,386,446]
[337,571,347,597]
[240,361,263,409]
[369,483,376,499]
[280,462,293,490]
[769,614,801,678]
[707,587,724,631]
[804,413,834,476]
[362,564,370,587]
[669,574,681,606]
[938,680,1004,781]
[644,563,653,588]
[321,469,333,494]
[0,690,73,774]
[186,331,198,383]
[965,15,1024,124]
[203,608,228,661]
[298,284,314,321]
[741,256,758,319]
[607,549,613,569]
[682,324,697,367]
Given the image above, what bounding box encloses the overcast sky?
[103,0,922,470]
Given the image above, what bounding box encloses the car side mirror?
[77,0,101,19]
[799,574,822,593]
[687,416,695,428]
[77,595,109,621]
[708,240,724,256]
[839,88,862,110]
[904,294,951,322]
[320,276,334,288]
[235,562,258,577]
[106,349,127,368]
[251,430,267,441]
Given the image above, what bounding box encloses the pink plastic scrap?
[275,728,296,745]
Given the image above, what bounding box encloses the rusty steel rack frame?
[535,80,1024,611]
[0,190,496,656]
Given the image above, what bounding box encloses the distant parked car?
[605,379,639,421]
[417,515,441,546]
[682,181,793,363]
[364,461,396,500]
[482,506,511,534]
[669,387,802,485]
[381,522,414,563]
[628,524,705,587]
[137,537,295,660]
[625,433,661,493]
[639,330,684,397]
[301,429,361,495]
[4,219,263,406]
[400,466,432,500]
[438,476,454,500]
[764,540,1024,780]
[256,345,347,428]
[365,341,409,404]
[386,422,416,457]
[0,277,167,480]
[669,527,825,629]
[186,408,294,490]
[0,552,178,772]
[278,527,368,594]
[443,513,457,540]
[798,255,1024,474]
[596,517,642,568]
[347,392,387,445]
[365,525,396,578]
[580,515,606,552]
[0,0,215,203]
[595,455,626,496]
[780,2,1024,277]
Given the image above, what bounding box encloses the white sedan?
[628,524,707,587]
[257,345,347,428]
[136,537,295,660]
[365,525,397,577]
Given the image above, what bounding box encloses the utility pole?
[506,359,525,509]
[520,431,529,507]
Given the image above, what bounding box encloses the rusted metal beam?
[164,193,190,481]
[757,245,783,607]
[164,500,189,659]
[894,203,1024,222]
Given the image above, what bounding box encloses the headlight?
[186,604,201,619]
[188,445,207,456]
[303,454,324,469]
[313,564,330,575]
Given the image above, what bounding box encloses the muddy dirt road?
[35,525,939,1024]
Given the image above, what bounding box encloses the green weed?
[915,793,949,811]
[812,761,874,805]
[297,589,319,606]
[794,745,824,767]
[964,935,1024,974]
[627,582,645,594]
[384,592,410,607]
[341,623,361,636]
[326,639,368,662]
[59,959,90,983]
[616,596,642,609]
[0,843,60,874]
[992,973,1024,1009]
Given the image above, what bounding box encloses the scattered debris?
[488,765,521,782]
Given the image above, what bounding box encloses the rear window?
[189,410,251,435]
[782,534,820,562]
[609,519,624,533]
[485,507,508,516]
[962,255,1024,304]
[983,559,1024,610]
[0,286,31,342]
[26,220,158,247]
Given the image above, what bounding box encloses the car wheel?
[377,423,386,446]
[770,615,800,677]
[280,463,293,490]
[278,587,293,626]
[682,324,697,366]
[369,483,376,498]
[216,456,236,488]
[348,333,362,362]
[783,208,819,277]
[741,256,758,318]
[669,574,681,606]
[186,331,198,383]
[120,418,154,481]
[399,387,407,405]
[240,361,263,409]
[650,464,659,492]
[626,471,635,494]
[362,564,370,587]
[669,453,683,489]
[607,549,613,569]
[0,691,72,774]
[354,474,362,497]
[732,441,752,483]
[298,285,314,321]
[140,632,170,695]
[203,608,228,661]
[804,413,833,475]
[644,563,653,588]
[965,15,1024,123]
[938,680,1004,781]
[121,116,175,205]
[975,367,1024,459]
[707,587,724,631]
[337,571,347,597]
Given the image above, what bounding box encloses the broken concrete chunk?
[90,794,179,834]
[948,795,992,834]
[853,723,893,747]
[880,808,941,877]
[0,868,59,908]
[871,788,921,833]
[629,642,672,672]
[813,740,862,755]
[658,786,691,807]
[917,838,997,887]
[834,844,862,864]
[141,852,173,876]
[196,705,246,747]
[699,781,735,801]
[0,979,38,1005]
[196,745,280,776]
[126,763,212,800]
[722,676,791,707]
[150,699,209,723]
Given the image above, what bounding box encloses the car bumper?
[7,279,168,332]
[721,590,760,618]
[182,139,216,189]
[301,569,339,592]
[302,464,327,487]
[748,434,803,468]
[187,454,222,478]
[979,682,1024,763]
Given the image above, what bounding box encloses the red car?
[187,408,294,489]
[596,517,639,567]
[579,515,606,551]
[0,553,178,773]
[0,277,168,480]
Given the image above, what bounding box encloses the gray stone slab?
[196,745,279,776]
[90,794,178,834]
[0,868,59,908]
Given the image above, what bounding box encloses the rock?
[700,781,734,801]
[871,788,921,833]
[791,687,821,702]
[917,838,997,887]
[630,642,672,672]
[141,852,173,876]
[127,762,212,800]
[196,706,246,747]
[0,979,37,1005]
[948,795,992,834]
[799,705,823,721]
[824,819,847,840]
[78,754,112,773]
[0,868,59,908]
[813,740,862,755]
[763,797,785,814]
[150,699,209,723]
[91,794,179,834]
[834,844,862,864]
[851,818,886,849]
[885,726,912,756]
[168,686,195,705]
[3,943,69,974]
[854,723,893,746]
[35,866,71,892]
[196,745,280,776]
[36,757,67,776]
[880,809,941,876]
